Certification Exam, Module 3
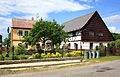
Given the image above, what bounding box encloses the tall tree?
[23,18,69,49]
[2,33,11,46]
[112,33,120,40]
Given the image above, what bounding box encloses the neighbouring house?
[11,18,53,50]
[11,18,37,50]
[60,11,114,51]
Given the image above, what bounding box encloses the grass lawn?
[86,56,120,62]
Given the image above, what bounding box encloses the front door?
[90,43,93,49]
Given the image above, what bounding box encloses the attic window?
[89,31,94,36]
[98,32,103,36]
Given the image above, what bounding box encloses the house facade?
[11,18,52,50]
[11,18,40,50]
[60,11,114,51]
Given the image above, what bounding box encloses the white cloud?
[0,0,92,39]
[0,0,92,19]
[108,26,116,33]
[108,26,120,33]
[80,0,100,2]
[80,0,92,2]
[103,15,120,24]
[0,17,12,40]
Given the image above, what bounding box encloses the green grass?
[0,69,3,72]
[86,56,120,62]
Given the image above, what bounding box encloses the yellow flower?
[82,51,84,54]
[56,52,61,57]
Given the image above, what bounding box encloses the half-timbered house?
[60,11,114,51]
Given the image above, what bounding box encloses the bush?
[98,43,104,50]
[15,43,27,55]
[32,53,41,59]
[0,54,3,60]
[19,54,28,60]
[115,39,120,47]
[14,55,20,60]
[110,41,115,47]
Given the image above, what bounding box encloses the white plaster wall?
[60,41,108,50]
[82,42,90,49]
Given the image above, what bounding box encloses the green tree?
[112,33,120,40]
[2,33,11,46]
[23,18,69,49]
[15,43,27,54]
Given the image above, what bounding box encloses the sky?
[0,0,120,40]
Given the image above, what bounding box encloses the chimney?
[32,17,34,21]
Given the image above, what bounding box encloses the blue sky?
[0,0,120,40]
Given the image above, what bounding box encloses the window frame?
[89,31,94,36]
[18,30,23,36]
[98,32,103,36]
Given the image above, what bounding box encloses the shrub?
[98,43,104,50]
[15,43,27,55]
[0,54,3,60]
[115,39,120,47]
[32,53,41,59]
[19,54,28,60]
[110,41,115,47]
[14,55,20,60]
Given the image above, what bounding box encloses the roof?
[12,18,36,29]
[62,11,96,32]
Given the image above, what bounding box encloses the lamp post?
[6,27,9,57]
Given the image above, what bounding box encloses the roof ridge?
[12,18,37,21]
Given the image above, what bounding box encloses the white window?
[18,30,23,36]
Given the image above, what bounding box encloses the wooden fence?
[103,46,120,56]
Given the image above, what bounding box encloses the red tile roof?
[12,18,36,29]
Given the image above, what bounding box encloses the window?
[18,30,23,36]
[89,31,94,36]
[98,32,103,36]
[24,31,28,36]
[68,33,73,37]
[25,43,28,49]
[76,31,81,36]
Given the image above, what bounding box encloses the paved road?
[1,60,120,77]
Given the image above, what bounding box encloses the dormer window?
[18,30,23,36]
[98,32,103,36]
[89,31,94,36]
